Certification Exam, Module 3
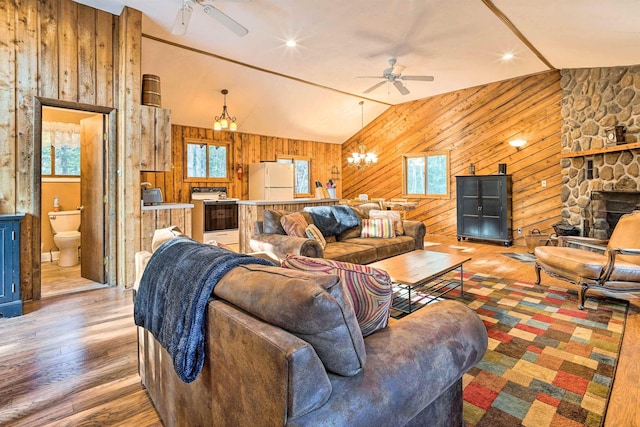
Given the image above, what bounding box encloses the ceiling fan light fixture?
[171,3,193,36]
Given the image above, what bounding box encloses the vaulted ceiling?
[76,0,640,143]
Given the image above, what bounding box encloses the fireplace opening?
[589,191,640,239]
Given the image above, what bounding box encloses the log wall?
[342,71,564,245]
[141,125,343,202]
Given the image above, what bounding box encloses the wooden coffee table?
[369,250,471,315]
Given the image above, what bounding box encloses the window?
[41,122,81,176]
[402,151,450,198]
[277,155,311,197]
[185,139,230,181]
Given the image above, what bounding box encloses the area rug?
[391,272,628,427]
[501,252,537,265]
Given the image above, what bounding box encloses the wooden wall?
[141,125,343,202]
[0,0,143,298]
[342,71,563,245]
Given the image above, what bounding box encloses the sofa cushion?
[323,241,378,264]
[305,224,326,248]
[361,218,395,238]
[282,255,393,337]
[369,209,404,236]
[281,212,308,237]
[348,236,415,260]
[213,264,366,376]
[263,209,288,234]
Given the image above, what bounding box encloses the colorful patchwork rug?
[392,272,628,427]
[500,252,538,265]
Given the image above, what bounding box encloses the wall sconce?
[509,139,527,150]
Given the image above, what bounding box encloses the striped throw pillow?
[281,255,392,337]
[360,218,395,238]
[369,209,404,236]
[305,224,327,248]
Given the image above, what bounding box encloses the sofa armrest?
[250,233,324,260]
[289,300,488,425]
[402,220,426,250]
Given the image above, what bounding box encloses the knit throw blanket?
[134,237,275,383]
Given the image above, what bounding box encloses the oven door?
[203,201,238,232]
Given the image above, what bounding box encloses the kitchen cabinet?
[456,175,512,246]
[0,213,24,317]
[140,105,171,171]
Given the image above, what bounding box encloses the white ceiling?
[75,0,640,144]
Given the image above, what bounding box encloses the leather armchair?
[535,210,640,309]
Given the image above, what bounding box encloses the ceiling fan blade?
[363,80,387,94]
[171,4,193,36]
[394,80,409,95]
[202,4,248,37]
[399,75,435,81]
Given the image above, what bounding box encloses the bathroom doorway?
[37,102,114,298]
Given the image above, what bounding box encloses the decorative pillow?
[151,226,184,252]
[303,206,361,237]
[214,264,366,376]
[280,212,308,237]
[369,209,404,236]
[262,209,288,235]
[281,255,393,337]
[360,218,395,238]
[305,224,326,248]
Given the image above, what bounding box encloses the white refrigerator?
[248,162,294,201]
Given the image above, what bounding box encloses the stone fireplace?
[560,65,640,237]
[588,191,640,239]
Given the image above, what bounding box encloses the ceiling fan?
[172,0,250,37]
[359,58,434,95]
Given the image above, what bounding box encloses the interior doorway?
[34,99,117,299]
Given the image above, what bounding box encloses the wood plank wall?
[0,0,142,298]
[342,71,563,245]
[0,0,121,300]
[141,125,343,202]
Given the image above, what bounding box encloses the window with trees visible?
[402,151,450,198]
[185,139,230,181]
[277,155,311,197]
[41,122,81,177]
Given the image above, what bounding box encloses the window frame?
[402,150,451,199]
[276,155,313,198]
[183,138,231,182]
[41,123,81,178]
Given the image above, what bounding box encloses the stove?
[190,186,239,203]
[191,187,239,246]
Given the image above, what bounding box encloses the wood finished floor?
[0,236,638,426]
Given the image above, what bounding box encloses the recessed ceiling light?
[502,52,514,61]
[286,40,296,47]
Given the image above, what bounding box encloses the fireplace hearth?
[589,191,640,239]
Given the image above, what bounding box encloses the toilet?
[48,210,81,267]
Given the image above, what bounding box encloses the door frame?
[34,97,117,298]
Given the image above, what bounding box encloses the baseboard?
[41,251,60,263]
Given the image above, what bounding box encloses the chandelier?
[213,89,237,131]
[347,101,377,170]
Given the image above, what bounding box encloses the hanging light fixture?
[347,101,377,170]
[213,89,237,131]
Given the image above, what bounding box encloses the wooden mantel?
[559,141,640,158]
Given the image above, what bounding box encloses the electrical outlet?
[541,180,547,188]
[517,228,522,234]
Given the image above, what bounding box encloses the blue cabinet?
[0,213,24,317]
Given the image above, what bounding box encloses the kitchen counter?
[141,202,194,211]
[237,198,339,206]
